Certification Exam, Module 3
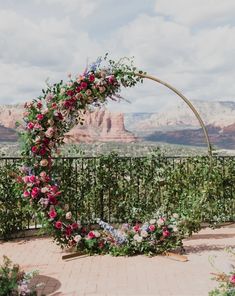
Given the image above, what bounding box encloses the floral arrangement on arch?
[19,55,186,256]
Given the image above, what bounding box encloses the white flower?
[133,234,143,243]
[173,213,179,219]
[60,88,65,94]
[93,230,100,238]
[140,230,148,238]
[173,226,178,232]
[41,187,49,193]
[74,235,82,243]
[66,211,72,220]
[149,219,156,224]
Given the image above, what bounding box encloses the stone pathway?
[0,224,234,296]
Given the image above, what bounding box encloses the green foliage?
[0,256,38,295]
[52,153,235,227]
[0,154,234,239]
[0,159,37,239]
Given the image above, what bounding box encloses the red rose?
[63,100,71,109]
[66,90,75,97]
[31,187,40,198]
[57,112,63,120]
[37,114,44,120]
[65,226,72,237]
[80,82,88,90]
[87,231,96,239]
[48,195,58,205]
[76,86,81,93]
[37,102,42,109]
[43,138,50,145]
[72,223,78,230]
[55,221,62,229]
[108,75,115,84]
[39,148,47,156]
[133,225,140,232]
[163,229,170,237]
[89,74,95,82]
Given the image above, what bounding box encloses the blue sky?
[0,0,235,112]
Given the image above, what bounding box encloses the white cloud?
[35,0,99,17]
[0,0,234,112]
[155,0,235,26]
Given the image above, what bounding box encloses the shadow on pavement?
[29,274,61,295]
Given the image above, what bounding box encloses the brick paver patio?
[0,224,234,296]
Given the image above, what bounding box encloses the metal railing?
[0,155,234,237]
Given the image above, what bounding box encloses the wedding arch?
[20,56,211,256]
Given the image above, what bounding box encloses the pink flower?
[230,274,235,284]
[133,225,140,232]
[23,176,30,183]
[157,217,165,226]
[81,81,88,89]
[49,209,57,219]
[34,123,42,129]
[28,175,36,183]
[45,127,54,138]
[108,75,115,84]
[55,221,62,229]
[87,231,96,239]
[31,146,38,153]
[51,185,59,193]
[40,171,47,178]
[163,229,170,237]
[45,93,54,101]
[27,122,34,129]
[31,187,40,198]
[149,225,156,232]
[23,191,30,198]
[37,114,44,120]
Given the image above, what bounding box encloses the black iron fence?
[0,155,235,238]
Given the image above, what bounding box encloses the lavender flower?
[97,219,127,244]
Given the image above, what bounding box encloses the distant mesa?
[0,100,235,148]
[0,105,138,144]
[64,110,138,143]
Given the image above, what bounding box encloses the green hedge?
[0,154,234,239]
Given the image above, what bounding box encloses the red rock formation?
[64,110,138,143]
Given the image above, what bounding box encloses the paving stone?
[0,225,234,296]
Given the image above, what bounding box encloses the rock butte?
[0,105,138,143]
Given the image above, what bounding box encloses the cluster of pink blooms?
[130,216,177,243]
[20,65,121,247]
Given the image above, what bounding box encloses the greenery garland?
[19,55,186,255]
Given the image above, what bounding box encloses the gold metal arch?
[135,73,212,157]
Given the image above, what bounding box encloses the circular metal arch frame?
[135,73,212,157]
